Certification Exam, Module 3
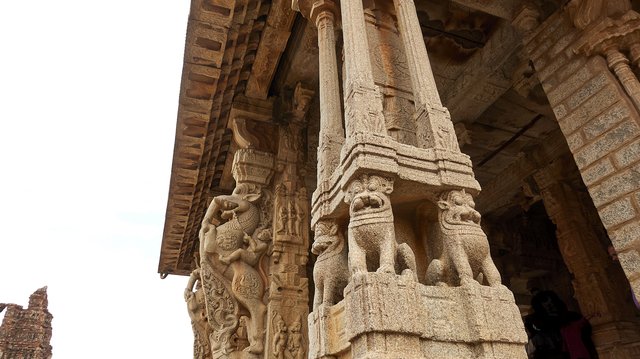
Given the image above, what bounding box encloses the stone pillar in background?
[296,0,528,357]
[0,287,53,359]
[520,0,640,317]
[534,157,640,357]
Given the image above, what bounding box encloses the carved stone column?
[392,0,459,151]
[265,84,314,359]
[606,47,640,110]
[312,1,344,185]
[534,158,640,358]
[339,0,386,137]
[295,0,527,358]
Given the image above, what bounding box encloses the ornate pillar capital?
[293,0,339,26]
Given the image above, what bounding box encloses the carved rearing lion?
[426,189,501,287]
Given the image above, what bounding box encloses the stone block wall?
[523,10,640,304]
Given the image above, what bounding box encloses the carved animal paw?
[244,342,264,354]
[377,265,395,274]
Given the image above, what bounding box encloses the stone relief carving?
[426,189,502,287]
[185,268,212,359]
[199,183,272,355]
[287,316,305,359]
[344,174,417,278]
[311,220,349,309]
[272,312,288,359]
[270,311,306,359]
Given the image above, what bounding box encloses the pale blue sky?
[0,1,194,357]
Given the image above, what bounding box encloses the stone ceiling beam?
[476,129,568,214]
[245,0,297,99]
[450,0,516,20]
[442,21,521,123]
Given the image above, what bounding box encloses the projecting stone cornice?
[159,0,270,276]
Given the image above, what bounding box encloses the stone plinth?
[311,133,480,225]
[309,273,527,359]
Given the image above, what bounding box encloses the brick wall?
[523,11,640,298]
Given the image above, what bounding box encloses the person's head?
[531,290,566,318]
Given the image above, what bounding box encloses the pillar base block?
[308,273,527,359]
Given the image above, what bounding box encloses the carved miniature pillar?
[311,1,344,184]
[392,0,460,151]
[534,161,640,358]
[339,0,386,137]
[605,47,640,111]
[629,43,640,70]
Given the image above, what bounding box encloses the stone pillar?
[605,47,640,111]
[299,1,528,358]
[194,88,313,359]
[534,158,640,357]
[339,0,386,137]
[265,84,313,359]
[310,0,344,185]
[520,5,640,309]
[392,0,459,151]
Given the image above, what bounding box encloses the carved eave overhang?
[159,0,294,276]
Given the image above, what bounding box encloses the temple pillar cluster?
[177,0,640,358]
[294,0,526,358]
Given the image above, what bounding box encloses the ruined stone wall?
[0,287,53,359]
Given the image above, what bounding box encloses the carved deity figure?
[345,174,417,278]
[272,312,288,359]
[287,316,305,359]
[426,189,502,287]
[185,268,212,359]
[200,183,270,354]
[312,220,349,310]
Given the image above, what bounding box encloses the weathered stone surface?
[0,288,52,359]
[162,1,640,359]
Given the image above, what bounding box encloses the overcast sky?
[0,1,194,357]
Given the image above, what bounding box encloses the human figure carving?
[426,189,502,287]
[272,312,288,359]
[287,316,305,359]
[345,174,415,277]
[199,183,269,354]
[312,220,349,310]
[184,268,212,359]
